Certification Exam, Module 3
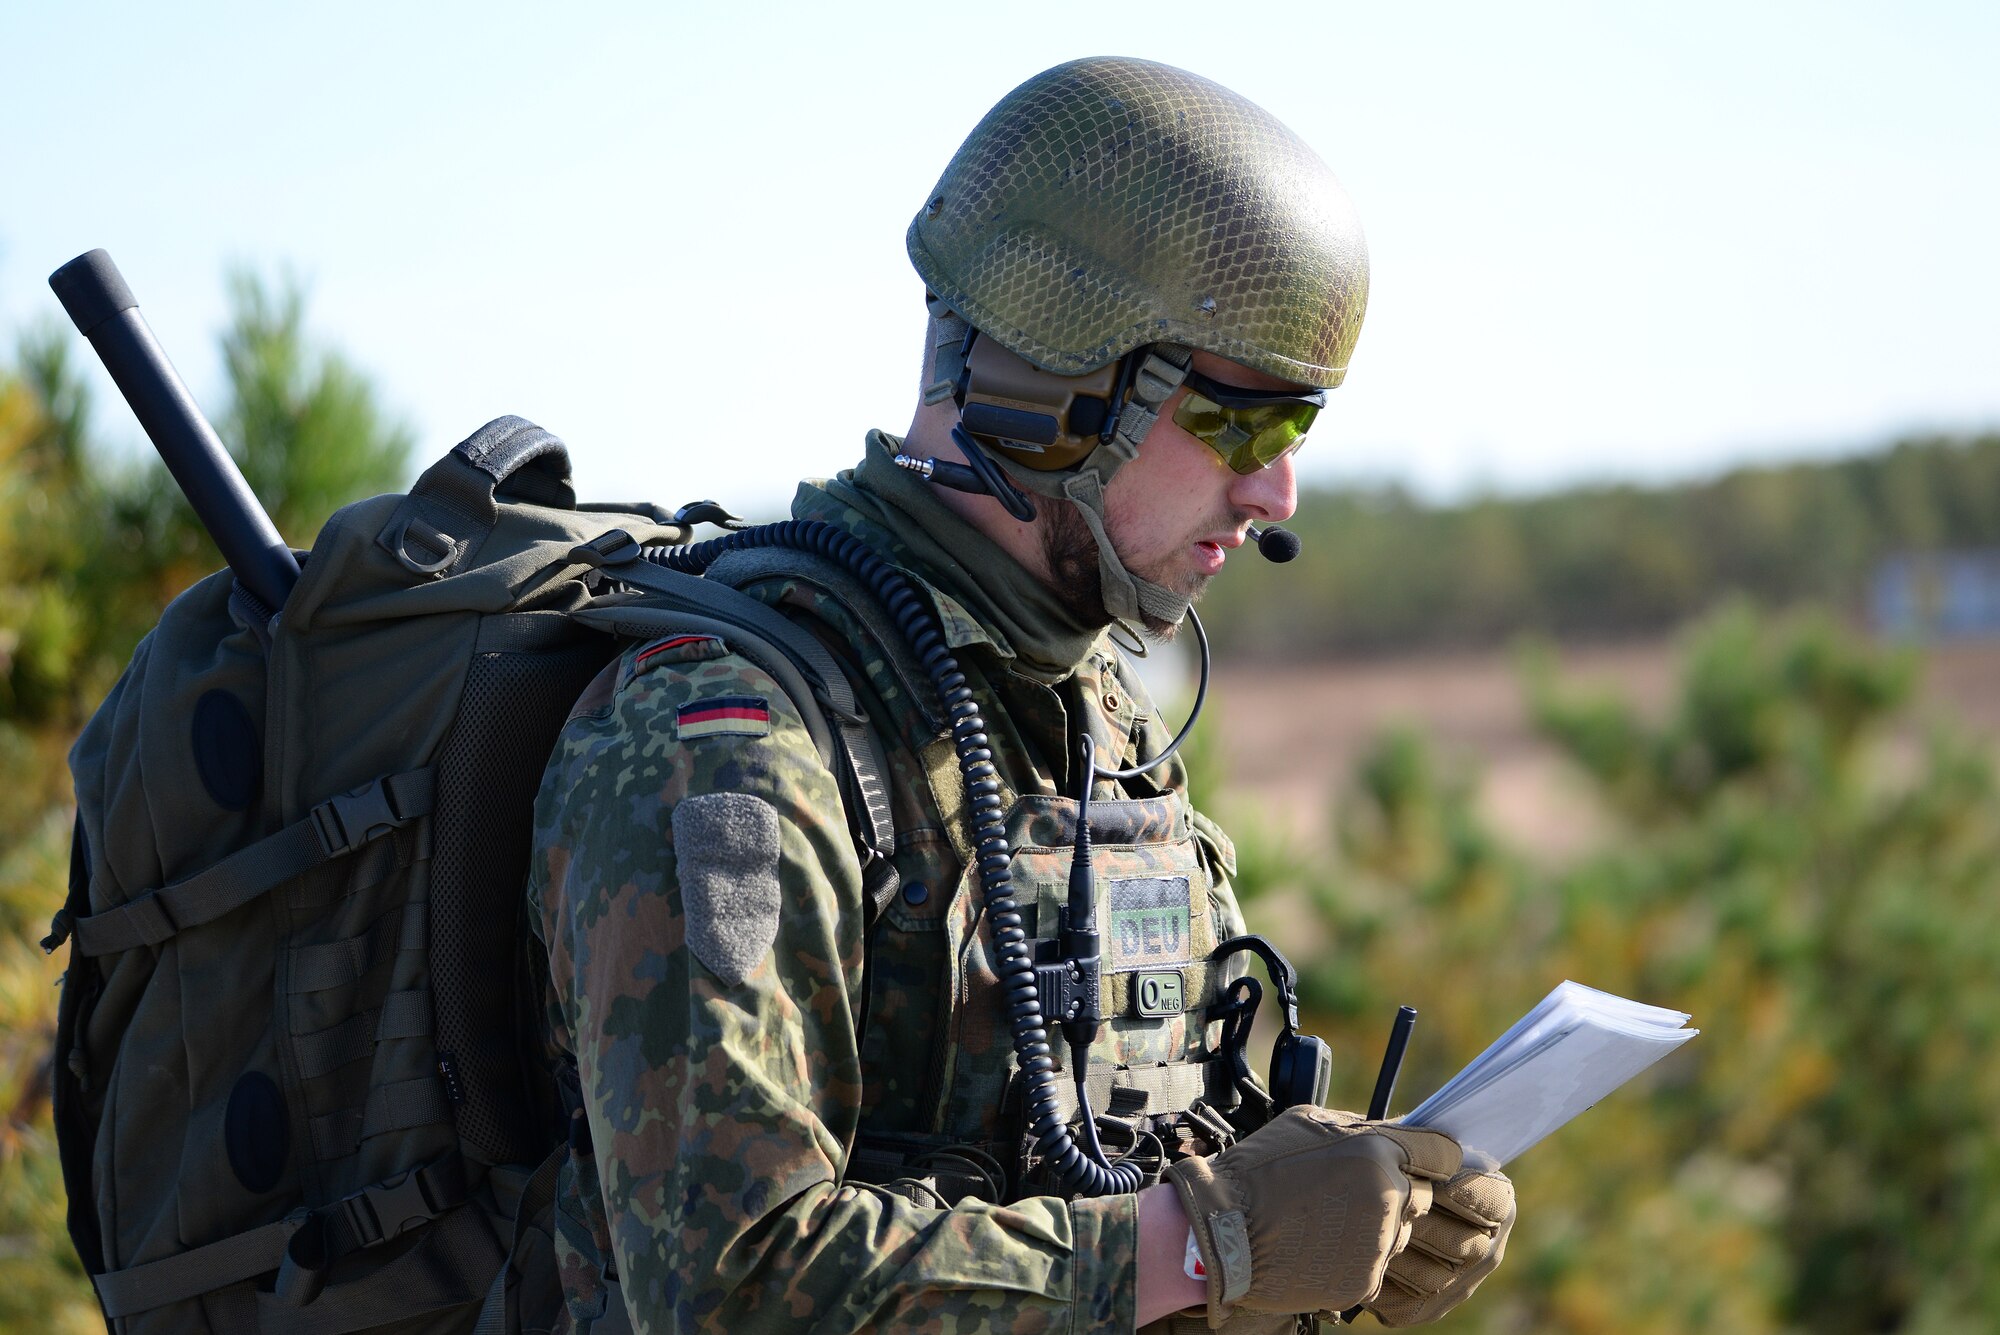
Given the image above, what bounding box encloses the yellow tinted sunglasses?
[1171,369,1325,473]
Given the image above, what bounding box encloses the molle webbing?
[311,1075,457,1163]
[1101,956,1230,1019]
[289,901,424,995]
[1045,1056,1231,1124]
[62,769,433,957]
[294,990,433,1080]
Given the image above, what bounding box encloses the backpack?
[45,417,895,1333]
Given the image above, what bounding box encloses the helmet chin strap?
[986,455,1180,626]
[923,297,972,406]
[1062,469,1194,628]
[923,296,1196,629]
[986,343,1196,629]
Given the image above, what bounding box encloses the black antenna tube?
[1366,1005,1418,1120]
[49,249,300,613]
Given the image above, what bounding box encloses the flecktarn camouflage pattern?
[530,620,1138,1333]
[527,443,1257,1332]
[908,56,1369,387]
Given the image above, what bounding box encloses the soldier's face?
[1100,352,1303,629]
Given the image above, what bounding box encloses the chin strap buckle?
[1107,344,1192,460]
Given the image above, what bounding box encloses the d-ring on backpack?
[46,417,896,1333]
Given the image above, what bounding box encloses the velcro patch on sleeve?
[672,792,781,986]
[627,634,728,686]
[676,695,772,740]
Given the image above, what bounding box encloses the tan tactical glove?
[1361,1164,1515,1327]
[1162,1107,1461,1329]
[1157,1313,1299,1335]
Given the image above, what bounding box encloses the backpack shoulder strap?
[705,545,944,732]
[702,543,946,917]
[574,555,901,917]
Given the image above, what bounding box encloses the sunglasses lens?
[1173,392,1318,473]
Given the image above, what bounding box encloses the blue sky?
[3,1,1996,513]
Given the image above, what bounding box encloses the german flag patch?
[676,695,771,740]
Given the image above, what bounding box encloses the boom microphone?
[1248,524,1301,563]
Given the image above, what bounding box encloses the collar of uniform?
[790,431,1111,682]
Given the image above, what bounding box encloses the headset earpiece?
[1269,1028,1332,1112]
[958,335,1123,471]
[1211,934,1330,1113]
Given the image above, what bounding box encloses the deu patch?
[1106,875,1194,970]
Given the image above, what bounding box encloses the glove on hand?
[1362,1165,1515,1327]
[1162,1107,1460,1328]
[1158,1313,1299,1335]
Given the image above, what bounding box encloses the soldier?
[528,57,1515,1333]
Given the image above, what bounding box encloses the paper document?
[1399,981,1697,1166]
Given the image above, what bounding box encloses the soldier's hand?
[1161,1107,1460,1328]
[1361,1164,1515,1327]
[1157,1312,1301,1334]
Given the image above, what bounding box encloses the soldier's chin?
[1136,573,1212,642]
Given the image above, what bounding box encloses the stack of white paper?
[1399,981,1697,1166]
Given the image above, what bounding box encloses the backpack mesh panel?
[430,638,615,1165]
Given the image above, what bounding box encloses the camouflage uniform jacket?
[528,432,1251,1334]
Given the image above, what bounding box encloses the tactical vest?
[699,545,1251,1202]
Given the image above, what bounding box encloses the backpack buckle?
[278,1157,467,1305]
[310,779,413,858]
[335,1161,453,1250]
[567,529,639,569]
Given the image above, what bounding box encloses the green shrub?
[1261,610,2000,1332]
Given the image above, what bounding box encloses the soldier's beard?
[1038,498,1212,640]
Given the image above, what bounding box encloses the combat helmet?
[906,56,1368,626]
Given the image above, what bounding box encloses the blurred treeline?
[1207,607,2000,1332]
[1205,435,2000,654]
[0,273,408,1329]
